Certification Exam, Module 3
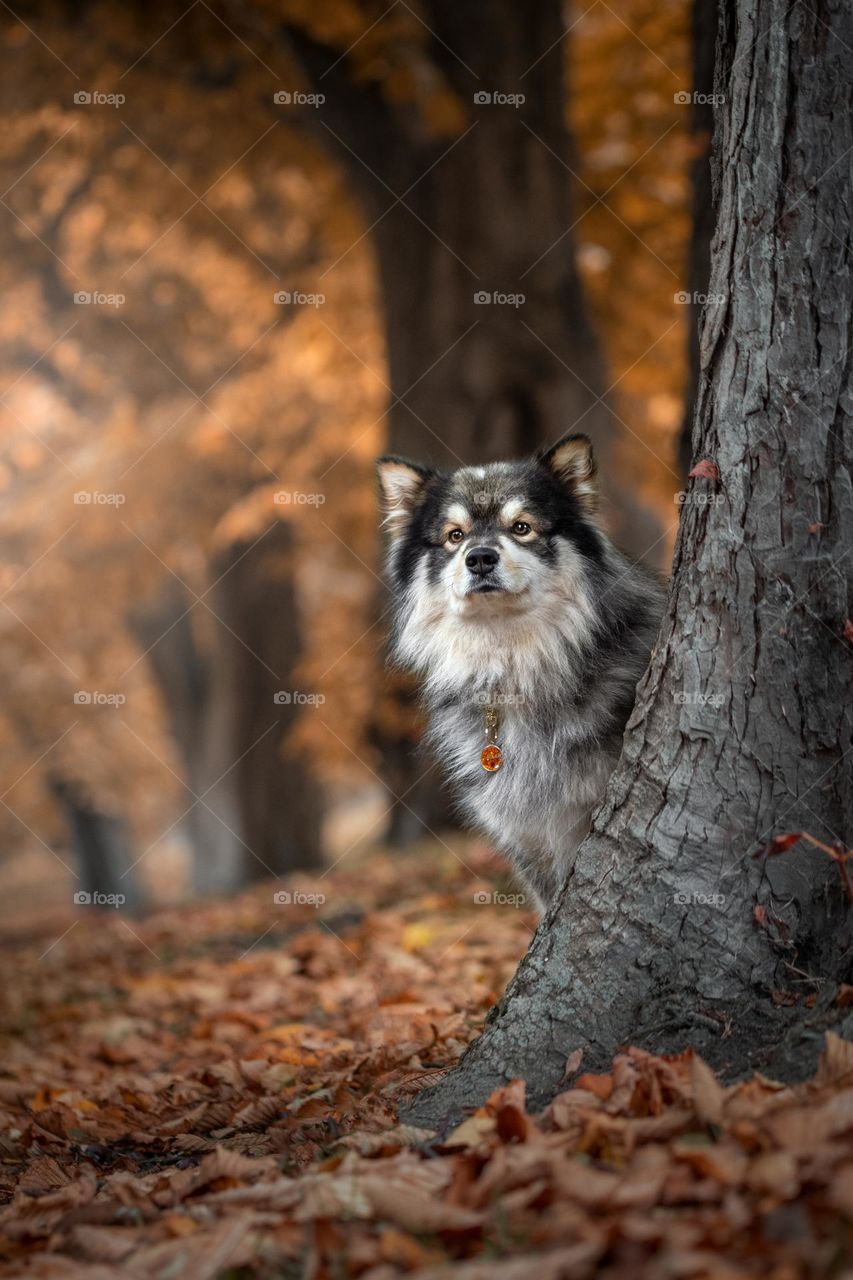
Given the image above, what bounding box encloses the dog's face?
[377,433,603,618]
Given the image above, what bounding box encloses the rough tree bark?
[679,0,719,476]
[407,0,853,1128]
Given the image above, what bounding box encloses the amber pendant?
[481,706,504,772]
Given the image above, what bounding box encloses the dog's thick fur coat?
[378,435,665,910]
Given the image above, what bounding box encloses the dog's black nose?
[466,545,499,576]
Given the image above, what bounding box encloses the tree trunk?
[211,522,324,883]
[131,522,323,894]
[50,776,144,912]
[678,0,719,476]
[406,0,853,1128]
[291,0,661,838]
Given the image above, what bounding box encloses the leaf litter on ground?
[1,839,852,1278]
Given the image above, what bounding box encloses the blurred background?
[0,0,710,935]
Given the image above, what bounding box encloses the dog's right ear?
[376,456,434,538]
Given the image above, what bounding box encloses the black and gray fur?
[377,433,666,911]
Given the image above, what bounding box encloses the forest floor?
[1,838,852,1279]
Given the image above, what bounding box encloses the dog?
[377,433,665,912]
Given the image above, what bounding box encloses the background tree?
[408,0,853,1127]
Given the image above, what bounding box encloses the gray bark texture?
[406,0,853,1130]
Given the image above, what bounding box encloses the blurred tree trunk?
[679,0,718,476]
[50,776,143,911]
[291,0,660,841]
[407,0,853,1128]
[130,521,322,893]
[211,522,323,882]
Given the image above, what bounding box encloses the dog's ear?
[539,433,598,515]
[376,456,434,538]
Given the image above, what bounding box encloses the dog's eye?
[447,528,465,544]
[511,520,532,537]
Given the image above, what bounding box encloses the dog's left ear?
[377,455,434,538]
[539,433,598,516]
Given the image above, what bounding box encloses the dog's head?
[377,434,608,683]
[378,433,603,604]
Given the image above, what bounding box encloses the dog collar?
[481,705,504,772]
